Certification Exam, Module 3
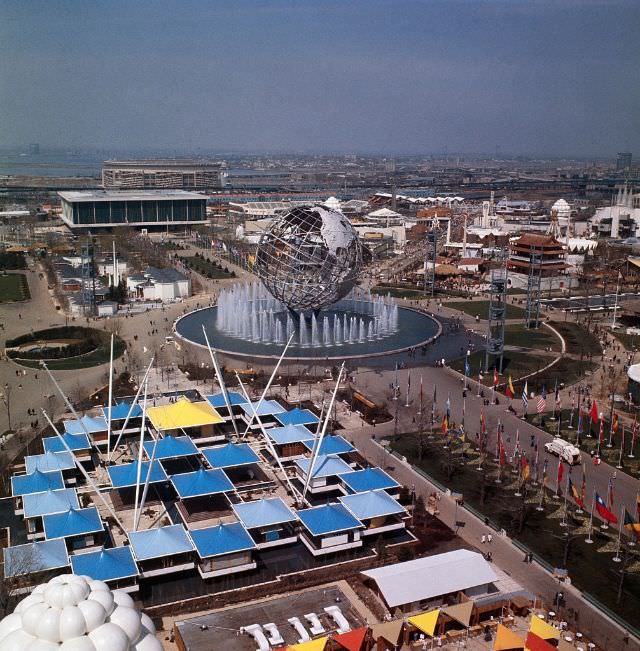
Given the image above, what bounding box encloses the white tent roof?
[368,208,402,219]
[361,549,497,608]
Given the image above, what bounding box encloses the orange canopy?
[332,627,368,651]
[493,623,525,650]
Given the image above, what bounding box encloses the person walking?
[481,534,486,544]
[487,533,493,544]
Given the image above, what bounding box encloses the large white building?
[127,267,191,301]
[592,186,640,238]
[102,159,227,190]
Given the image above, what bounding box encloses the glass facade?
[67,199,206,226]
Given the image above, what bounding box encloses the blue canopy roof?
[143,435,199,460]
[129,524,194,561]
[339,467,400,493]
[275,408,320,427]
[296,503,362,537]
[63,415,108,434]
[25,451,75,474]
[302,435,354,456]
[43,506,104,539]
[11,470,64,497]
[102,401,143,421]
[23,488,79,519]
[233,497,297,529]
[295,454,353,479]
[206,391,247,408]
[4,538,69,578]
[202,443,260,469]
[339,489,406,521]
[267,424,314,446]
[42,433,91,453]
[240,399,286,417]
[71,546,138,582]
[107,460,167,489]
[189,522,256,558]
[170,468,234,498]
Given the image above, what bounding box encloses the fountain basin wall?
[174,304,441,362]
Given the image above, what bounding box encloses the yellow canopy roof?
[443,601,474,627]
[408,609,440,637]
[146,396,223,431]
[529,616,560,641]
[493,624,525,650]
[287,637,328,651]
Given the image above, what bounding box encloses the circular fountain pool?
[174,284,440,361]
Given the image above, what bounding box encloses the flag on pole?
[505,375,515,399]
[493,368,499,387]
[595,492,618,524]
[557,458,564,487]
[608,477,615,509]
[624,510,640,537]
[555,382,561,408]
[522,381,528,411]
[534,444,540,482]
[536,386,547,414]
[514,429,521,457]
[612,412,619,434]
[419,374,424,410]
[580,466,586,506]
[569,478,585,508]
[480,411,486,434]
[589,399,599,424]
[542,458,548,486]
[464,356,470,378]
[446,393,451,419]
[499,436,506,466]
[521,456,530,482]
[599,418,605,445]
[441,414,449,434]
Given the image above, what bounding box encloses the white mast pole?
[41,361,96,442]
[612,272,621,329]
[202,325,239,439]
[135,434,157,532]
[240,334,294,439]
[106,334,114,464]
[302,364,344,505]
[235,373,301,502]
[41,409,127,535]
[110,356,155,460]
[133,378,149,532]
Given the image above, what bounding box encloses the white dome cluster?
[0,574,161,651]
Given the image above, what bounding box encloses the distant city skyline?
[1,0,638,158]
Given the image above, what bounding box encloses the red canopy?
[333,627,368,651]
[525,632,557,651]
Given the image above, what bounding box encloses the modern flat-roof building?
[102,159,227,190]
[58,190,207,230]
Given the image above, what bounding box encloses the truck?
[544,438,581,465]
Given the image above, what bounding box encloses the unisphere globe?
[254,205,364,311]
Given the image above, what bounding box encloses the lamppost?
[0,383,12,431]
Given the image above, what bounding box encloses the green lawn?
[503,324,560,350]
[610,329,639,351]
[446,300,527,320]
[11,336,125,370]
[0,273,30,302]
[550,321,602,356]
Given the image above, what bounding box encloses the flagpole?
[586,489,595,544]
[629,418,637,458]
[536,465,546,511]
[417,375,423,416]
[551,379,557,421]
[560,473,569,527]
[630,498,638,547]
[607,406,615,448]
[612,271,621,329]
[576,465,585,515]
[617,425,625,469]
[613,506,624,562]
[405,370,410,408]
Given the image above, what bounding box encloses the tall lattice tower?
[423,217,439,296]
[525,244,543,329]
[485,250,508,373]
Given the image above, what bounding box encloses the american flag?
[536,386,547,414]
[522,381,528,410]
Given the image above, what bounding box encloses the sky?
[1,0,639,157]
